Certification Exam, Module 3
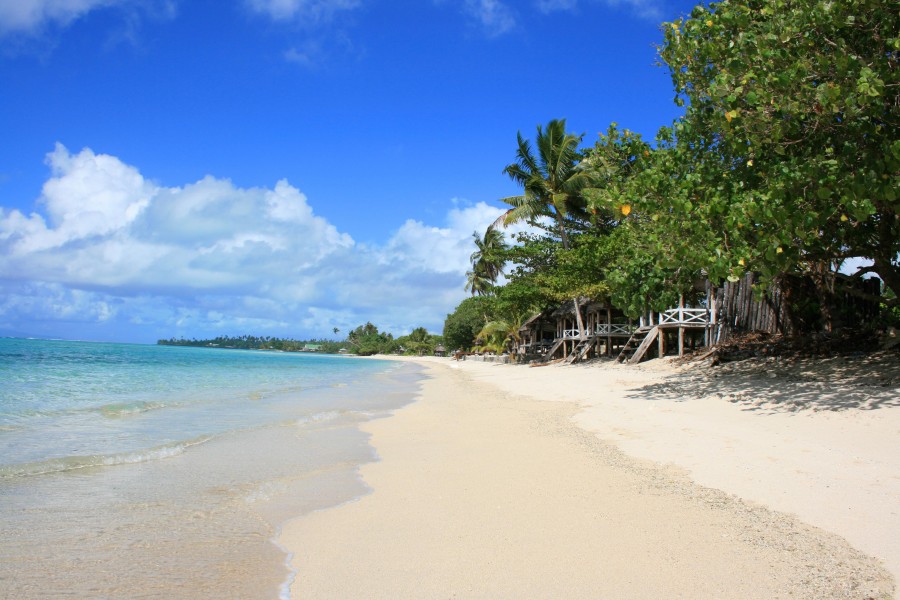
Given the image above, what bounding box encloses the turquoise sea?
[0,338,421,599]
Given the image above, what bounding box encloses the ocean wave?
[294,410,343,427]
[0,437,211,479]
[5,400,174,420]
[98,400,170,418]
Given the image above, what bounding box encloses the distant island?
[157,335,345,354]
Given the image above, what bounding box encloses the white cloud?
[245,0,361,23]
[0,0,177,37]
[0,0,114,34]
[0,145,514,340]
[462,0,515,36]
[534,0,577,12]
[533,0,663,20]
[284,45,318,66]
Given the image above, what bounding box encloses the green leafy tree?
[443,296,496,351]
[657,0,899,301]
[398,326,437,355]
[347,322,397,356]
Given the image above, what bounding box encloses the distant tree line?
[346,322,444,356]
[157,335,345,353]
[157,324,444,357]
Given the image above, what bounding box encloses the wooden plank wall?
[713,273,788,341]
[712,273,882,342]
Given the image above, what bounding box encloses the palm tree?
[465,267,494,296]
[495,118,591,337]
[465,226,508,296]
[494,118,591,250]
[474,313,528,355]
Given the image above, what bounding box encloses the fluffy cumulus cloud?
[0,145,512,341]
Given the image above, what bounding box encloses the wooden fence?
[710,273,882,342]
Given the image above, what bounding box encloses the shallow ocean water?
[0,339,422,598]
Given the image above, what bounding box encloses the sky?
[0,0,698,343]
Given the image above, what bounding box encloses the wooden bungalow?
[521,299,636,364]
[515,312,556,361]
[520,271,881,366]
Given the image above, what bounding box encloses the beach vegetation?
[495,118,593,250]
[395,326,444,356]
[157,335,345,353]
[347,322,399,356]
[443,296,497,351]
[473,314,527,354]
[652,0,899,305]
[451,0,897,337]
[465,227,509,297]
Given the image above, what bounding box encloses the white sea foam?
[0,437,211,479]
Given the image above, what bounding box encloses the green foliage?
[347,322,398,356]
[461,0,897,330]
[497,119,593,248]
[442,296,496,351]
[465,226,509,296]
[395,326,443,355]
[157,335,345,353]
[580,122,653,231]
[474,315,526,354]
[657,0,899,296]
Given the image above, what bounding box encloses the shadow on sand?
[622,351,899,414]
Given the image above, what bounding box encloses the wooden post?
[658,327,665,358]
[678,295,685,357]
[606,306,612,356]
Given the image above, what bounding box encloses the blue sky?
[0,0,697,343]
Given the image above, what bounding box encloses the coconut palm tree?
[474,312,528,355]
[494,118,591,250]
[464,267,494,296]
[465,226,508,296]
[495,119,591,337]
[470,227,507,280]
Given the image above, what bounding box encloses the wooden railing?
[562,328,589,339]
[562,324,636,339]
[660,308,709,327]
[595,323,635,336]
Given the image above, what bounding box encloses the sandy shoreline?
[281,354,898,598]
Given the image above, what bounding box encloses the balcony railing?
[561,323,636,339]
[659,308,710,327]
[595,323,636,336]
[561,328,588,339]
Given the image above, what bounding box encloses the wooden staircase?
[616,326,659,364]
[564,336,596,365]
[538,338,565,362]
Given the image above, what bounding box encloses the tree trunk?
[573,298,586,340]
[809,261,838,332]
[871,207,900,300]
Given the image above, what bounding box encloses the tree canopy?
[446,0,896,346]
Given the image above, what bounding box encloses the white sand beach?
[281,353,899,598]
